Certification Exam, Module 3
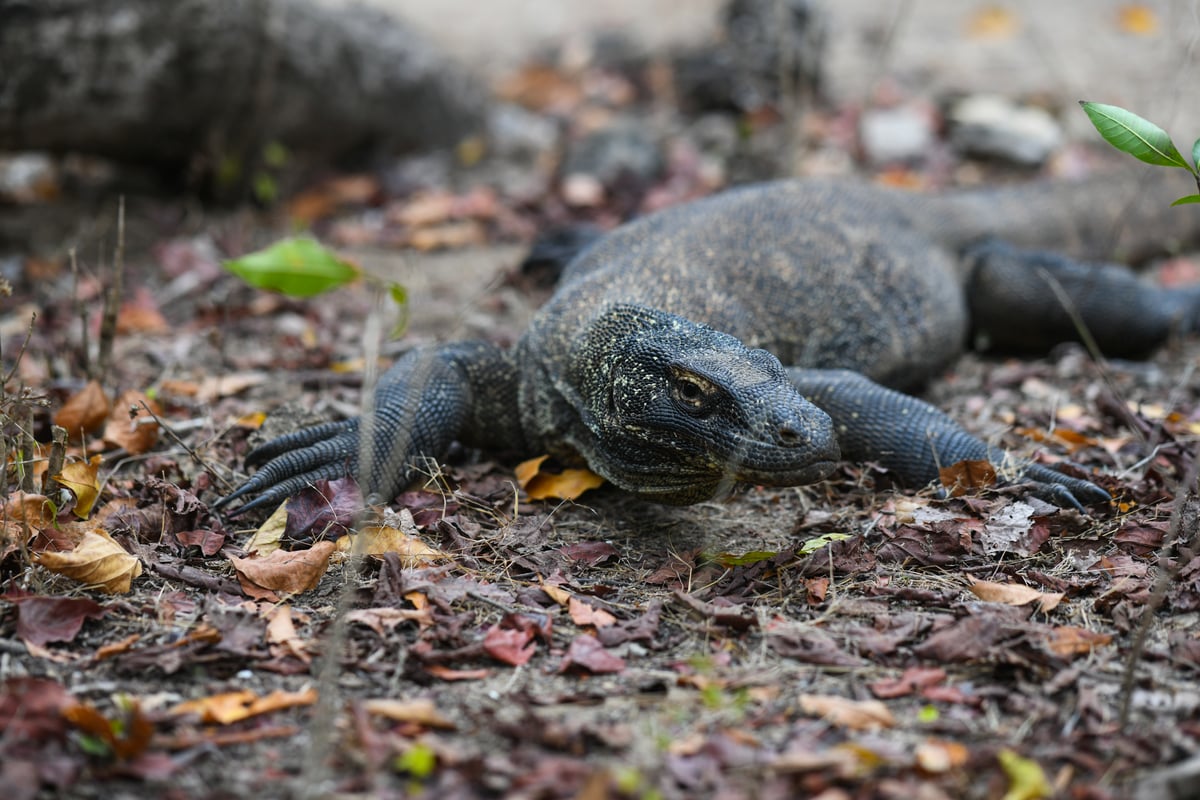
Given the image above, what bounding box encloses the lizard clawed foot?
[215,420,359,516]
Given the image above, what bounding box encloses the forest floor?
[3,4,1200,799]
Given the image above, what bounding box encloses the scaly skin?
[218,172,1200,516]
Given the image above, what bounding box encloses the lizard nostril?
[778,425,801,444]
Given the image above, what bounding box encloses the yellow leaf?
[967,576,1063,612]
[54,455,103,518]
[515,455,605,501]
[540,580,572,606]
[35,527,142,593]
[967,6,1019,39]
[798,694,895,731]
[337,524,450,565]
[243,502,289,556]
[998,749,1052,800]
[1117,4,1158,35]
[170,688,318,725]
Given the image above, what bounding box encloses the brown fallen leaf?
[54,380,110,439]
[363,698,456,730]
[558,634,626,674]
[798,694,895,731]
[34,526,143,593]
[266,605,312,664]
[1044,626,1113,657]
[939,459,996,497]
[568,596,617,628]
[228,540,337,600]
[2,590,108,647]
[53,455,103,518]
[116,288,170,334]
[103,390,161,455]
[244,502,289,556]
[967,576,1063,613]
[915,739,970,773]
[515,455,605,501]
[2,492,57,527]
[63,701,154,761]
[344,607,432,635]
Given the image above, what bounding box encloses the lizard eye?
[671,371,716,412]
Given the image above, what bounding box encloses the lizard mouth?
[734,459,838,487]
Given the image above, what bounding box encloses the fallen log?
[0,0,487,172]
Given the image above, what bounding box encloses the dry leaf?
[363,698,455,729]
[344,607,432,635]
[103,390,161,455]
[53,455,103,518]
[798,694,895,730]
[966,6,1019,38]
[35,526,142,593]
[266,605,311,664]
[116,291,169,334]
[1044,626,1112,657]
[915,739,970,773]
[2,492,57,527]
[939,459,996,496]
[1117,4,1158,34]
[244,502,289,556]
[568,596,617,628]
[407,220,487,251]
[515,455,605,501]
[228,540,336,600]
[193,372,267,403]
[967,576,1063,612]
[539,580,572,606]
[55,380,110,439]
[63,701,154,761]
[171,688,318,725]
[336,511,450,564]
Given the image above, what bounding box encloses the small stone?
[859,105,935,165]
[948,94,1063,166]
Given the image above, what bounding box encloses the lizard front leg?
[217,341,522,516]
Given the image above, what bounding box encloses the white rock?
[949,94,1063,166]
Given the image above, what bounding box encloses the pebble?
[858,105,935,165]
[948,94,1063,166]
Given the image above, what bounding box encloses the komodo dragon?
[219,172,1200,515]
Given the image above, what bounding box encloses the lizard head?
[564,304,840,504]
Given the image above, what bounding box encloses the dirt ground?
[3,2,1200,799]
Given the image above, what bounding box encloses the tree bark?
[0,0,488,170]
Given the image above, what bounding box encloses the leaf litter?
[3,27,1200,800]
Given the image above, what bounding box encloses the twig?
[69,248,91,379]
[138,401,234,492]
[97,197,125,381]
[42,425,67,493]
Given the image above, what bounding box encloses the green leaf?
[709,549,778,567]
[1193,137,1200,170]
[394,743,437,778]
[224,238,359,297]
[1079,101,1190,169]
[1170,194,1200,206]
[262,140,289,168]
[798,532,851,555]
